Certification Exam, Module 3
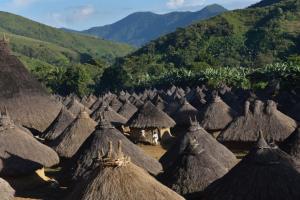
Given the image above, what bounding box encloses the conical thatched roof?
[50,110,97,158]
[66,98,91,116]
[109,97,123,112]
[80,95,96,109]
[89,97,103,112]
[218,100,297,142]
[172,99,199,126]
[127,101,176,128]
[200,95,236,131]
[42,106,75,141]
[152,94,167,110]
[0,40,61,132]
[0,111,59,176]
[92,105,127,126]
[201,132,300,200]
[281,128,300,160]
[160,118,237,170]
[71,117,162,179]
[160,138,227,198]
[117,100,138,121]
[67,142,184,200]
[0,178,15,200]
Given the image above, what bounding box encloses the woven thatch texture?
[66,98,91,116]
[117,100,138,120]
[0,178,15,200]
[50,111,97,158]
[127,101,176,128]
[91,105,127,126]
[42,106,75,141]
[160,120,237,170]
[201,133,300,200]
[172,100,199,126]
[218,100,297,142]
[71,120,162,179]
[0,51,61,132]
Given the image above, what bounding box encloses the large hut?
[160,138,227,199]
[127,101,176,145]
[201,132,300,200]
[50,110,97,158]
[42,106,75,141]
[0,178,15,200]
[280,128,300,160]
[200,94,236,131]
[0,110,59,176]
[160,118,237,170]
[71,116,162,179]
[0,35,61,132]
[218,100,297,149]
[67,142,184,200]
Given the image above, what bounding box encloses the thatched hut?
[42,106,75,141]
[201,132,300,200]
[0,36,61,132]
[80,95,96,108]
[280,128,300,160]
[0,178,15,200]
[172,99,199,126]
[160,138,227,199]
[218,100,297,148]
[50,110,97,158]
[117,100,138,121]
[89,97,103,112]
[71,116,162,179]
[152,94,167,111]
[160,118,237,170]
[91,104,127,127]
[0,111,59,176]
[109,97,123,112]
[67,142,184,200]
[127,101,176,145]
[200,95,236,131]
[66,98,91,116]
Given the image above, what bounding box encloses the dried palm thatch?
[280,128,300,160]
[127,101,176,129]
[0,178,15,200]
[160,138,227,198]
[91,105,127,126]
[117,100,138,121]
[218,100,297,143]
[172,99,199,126]
[71,116,162,179]
[50,110,97,158]
[201,132,300,200]
[89,97,103,112]
[200,95,236,131]
[42,106,75,141]
[66,98,91,116]
[109,97,123,112]
[160,118,237,170]
[0,39,61,132]
[80,95,97,108]
[0,111,59,176]
[67,142,184,200]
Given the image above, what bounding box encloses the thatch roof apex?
[256,131,270,149]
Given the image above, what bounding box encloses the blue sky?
[0,0,260,30]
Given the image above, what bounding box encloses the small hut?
[280,128,300,160]
[109,97,123,112]
[0,110,59,176]
[67,142,184,200]
[160,118,237,170]
[200,94,236,131]
[172,99,199,126]
[152,94,167,111]
[0,178,15,200]
[71,116,162,179]
[42,106,75,141]
[50,110,97,158]
[91,104,127,127]
[80,94,97,108]
[66,98,91,116]
[201,132,300,200]
[127,101,176,145]
[160,138,227,199]
[117,100,138,121]
[89,97,103,112]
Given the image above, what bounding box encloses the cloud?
[166,0,205,9]
[167,0,185,8]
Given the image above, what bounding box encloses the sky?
[0,0,260,30]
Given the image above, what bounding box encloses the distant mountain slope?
[82,4,227,46]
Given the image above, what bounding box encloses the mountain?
[82,4,227,46]
[99,0,300,89]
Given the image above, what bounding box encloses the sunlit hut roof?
[280,128,300,160]
[91,104,127,126]
[67,142,184,200]
[201,132,300,200]
[200,94,236,131]
[117,100,138,121]
[66,97,92,116]
[0,110,59,176]
[89,97,103,112]
[0,36,61,132]
[0,178,15,200]
[80,94,97,109]
[218,100,297,142]
[160,138,227,198]
[172,99,199,126]
[71,116,162,179]
[109,97,123,112]
[127,101,176,129]
[42,106,76,141]
[50,110,97,158]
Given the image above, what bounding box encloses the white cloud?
[166,0,205,9]
[167,0,185,8]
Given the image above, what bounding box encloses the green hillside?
[0,11,133,95]
[100,0,300,89]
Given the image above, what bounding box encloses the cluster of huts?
[1,36,300,200]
